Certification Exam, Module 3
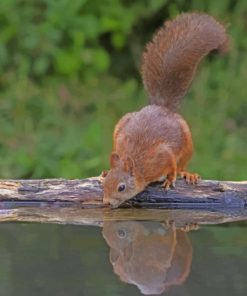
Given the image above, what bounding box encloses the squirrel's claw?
[162,179,176,190]
[180,223,200,232]
[180,171,200,184]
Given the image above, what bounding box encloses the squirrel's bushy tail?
[141,13,229,111]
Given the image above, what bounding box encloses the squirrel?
[102,12,229,208]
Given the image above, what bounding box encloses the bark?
[0,177,246,208]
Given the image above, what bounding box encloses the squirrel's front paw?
[180,171,200,184]
[162,179,176,189]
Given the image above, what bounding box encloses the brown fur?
[142,12,229,111]
[103,12,229,207]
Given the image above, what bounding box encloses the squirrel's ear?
[110,152,120,168]
[124,156,134,175]
[100,170,108,178]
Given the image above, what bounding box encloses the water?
[0,208,246,296]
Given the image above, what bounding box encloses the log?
[0,177,246,209]
[0,177,246,226]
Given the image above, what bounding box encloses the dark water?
[0,219,246,296]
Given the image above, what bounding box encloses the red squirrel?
[103,12,229,208]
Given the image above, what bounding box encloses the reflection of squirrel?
[103,13,229,208]
[102,221,193,295]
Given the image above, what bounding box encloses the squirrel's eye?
[118,183,126,192]
[117,228,127,238]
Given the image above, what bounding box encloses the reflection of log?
[0,207,247,227]
[0,178,246,208]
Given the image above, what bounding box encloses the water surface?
[0,209,246,296]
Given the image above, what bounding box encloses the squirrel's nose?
[103,200,119,209]
[109,200,122,209]
[103,196,121,208]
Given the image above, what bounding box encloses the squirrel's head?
[103,152,140,208]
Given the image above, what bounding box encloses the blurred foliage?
[0,0,246,179]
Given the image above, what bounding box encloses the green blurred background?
[0,0,246,180]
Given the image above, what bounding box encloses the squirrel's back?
[114,105,190,158]
[142,13,229,111]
